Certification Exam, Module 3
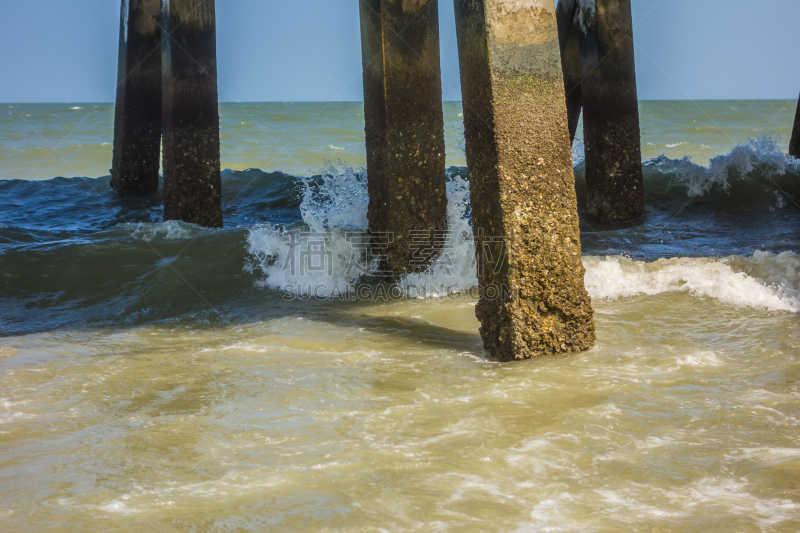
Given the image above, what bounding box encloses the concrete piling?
[579,0,645,223]
[790,94,800,159]
[111,0,163,196]
[556,0,583,145]
[453,0,595,361]
[161,0,223,228]
[359,0,448,279]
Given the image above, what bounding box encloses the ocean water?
[1,100,799,531]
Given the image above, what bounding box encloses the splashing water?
[245,165,373,297]
[399,175,479,298]
[583,252,800,313]
[244,156,800,314]
[653,136,800,197]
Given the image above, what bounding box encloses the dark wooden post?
[453,0,595,361]
[579,0,645,223]
[111,0,163,196]
[557,0,583,146]
[359,0,448,279]
[161,0,223,228]
[790,94,800,159]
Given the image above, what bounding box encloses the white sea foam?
[99,500,136,514]
[0,412,35,425]
[399,176,478,297]
[0,399,34,425]
[514,493,582,532]
[245,165,799,313]
[675,478,800,527]
[123,220,204,241]
[577,0,596,32]
[246,167,480,297]
[583,253,800,312]
[674,350,724,368]
[725,447,800,466]
[402,250,800,313]
[662,137,800,197]
[0,346,18,358]
[246,166,373,296]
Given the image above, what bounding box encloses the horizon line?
[4,98,799,105]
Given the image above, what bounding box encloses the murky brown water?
[2,290,799,531]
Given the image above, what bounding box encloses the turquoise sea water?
[1,100,797,180]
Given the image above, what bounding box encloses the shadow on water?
[317,313,485,355]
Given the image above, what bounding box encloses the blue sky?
[0,0,798,103]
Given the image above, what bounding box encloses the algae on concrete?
[454,0,595,361]
[359,0,448,280]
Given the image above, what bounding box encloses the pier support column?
[790,94,800,159]
[111,0,162,196]
[454,0,595,360]
[359,0,448,279]
[579,0,645,223]
[556,0,582,145]
[161,0,222,228]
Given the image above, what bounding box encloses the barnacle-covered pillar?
[556,0,583,145]
[579,0,645,222]
[111,0,163,196]
[790,94,800,159]
[161,0,223,227]
[453,0,595,361]
[359,0,448,279]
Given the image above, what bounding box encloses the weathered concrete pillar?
[161,0,222,227]
[556,0,583,145]
[359,0,448,279]
[453,0,595,361]
[579,0,645,223]
[111,0,162,196]
[790,94,800,159]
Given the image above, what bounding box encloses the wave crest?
[642,136,800,201]
[584,252,800,312]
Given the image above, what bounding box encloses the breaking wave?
[584,252,800,312]
[644,136,800,201]
[1,138,799,335]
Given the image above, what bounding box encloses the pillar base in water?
[454,0,595,361]
[161,0,222,228]
[111,0,162,197]
[580,0,645,223]
[359,0,448,279]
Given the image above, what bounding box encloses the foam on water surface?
[0,346,19,358]
[584,253,800,312]
[1,103,800,531]
[243,159,800,314]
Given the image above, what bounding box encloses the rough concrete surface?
[454,0,595,361]
[359,0,448,279]
[111,0,163,197]
[161,0,223,228]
